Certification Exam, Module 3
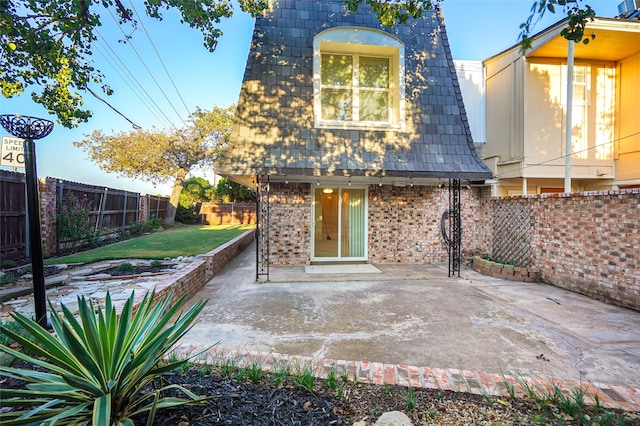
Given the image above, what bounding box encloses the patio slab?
[177,242,640,389]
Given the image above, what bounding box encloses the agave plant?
[0,290,210,425]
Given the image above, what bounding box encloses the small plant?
[0,290,209,425]
[242,359,263,383]
[0,273,17,286]
[271,361,291,386]
[326,364,339,390]
[292,362,315,392]
[218,356,239,379]
[117,262,134,272]
[150,259,162,268]
[404,387,417,410]
[1,260,17,269]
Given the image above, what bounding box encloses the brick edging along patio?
[168,345,640,413]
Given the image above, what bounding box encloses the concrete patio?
[176,242,640,391]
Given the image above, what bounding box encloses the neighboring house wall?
[616,51,640,187]
[454,60,486,144]
[483,18,640,196]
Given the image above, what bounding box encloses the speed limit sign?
[1,136,25,168]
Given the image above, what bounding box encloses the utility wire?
[107,7,187,127]
[494,130,640,179]
[95,30,175,128]
[87,86,142,129]
[130,0,192,118]
[94,39,171,128]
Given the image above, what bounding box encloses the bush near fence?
[0,171,169,258]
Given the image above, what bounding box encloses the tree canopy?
[74,105,234,223]
[1,0,599,128]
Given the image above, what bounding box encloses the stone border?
[170,345,640,412]
[472,256,541,283]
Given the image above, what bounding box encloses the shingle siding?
[217,0,491,181]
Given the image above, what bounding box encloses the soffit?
[527,21,640,62]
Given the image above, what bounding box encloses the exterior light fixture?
[348,176,352,186]
[379,176,382,186]
[316,178,320,186]
[0,114,54,328]
[284,174,288,184]
[410,177,414,187]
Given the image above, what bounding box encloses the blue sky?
[0,0,620,196]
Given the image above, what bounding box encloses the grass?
[45,224,254,265]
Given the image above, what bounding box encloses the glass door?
[313,187,366,261]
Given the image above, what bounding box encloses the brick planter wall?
[472,256,541,282]
[203,229,256,278]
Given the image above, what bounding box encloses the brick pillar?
[39,177,58,254]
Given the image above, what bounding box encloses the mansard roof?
[216,0,492,183]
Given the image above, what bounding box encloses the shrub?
[175,204,199,225]
[150,260,162,268]
[117,262,134,272]
[1,260,17,269]
[0,290,210,425]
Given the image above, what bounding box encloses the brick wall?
[39,177,58,254]
[475,189,639,311]
[203,229,256,278]
[266,183,487,265]
[529,190,639,310]
[268,183,312,265]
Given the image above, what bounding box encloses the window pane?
[360,56,389,88]
[321,54,352,86]
[360,90,389,122]
[322,88,352,120]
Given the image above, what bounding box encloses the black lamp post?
[0,114,53,328]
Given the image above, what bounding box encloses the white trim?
[313,27,405,131]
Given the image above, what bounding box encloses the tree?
[2,0,598,128]
[216,177,256,204]
[179,176,215,207]
[74,105,234,224]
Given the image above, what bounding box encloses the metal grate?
[491,201,531,267]
[256,174,270,281]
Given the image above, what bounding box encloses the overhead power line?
[107,7,188,127]
[94,39,171,128]
[130,0,192,118]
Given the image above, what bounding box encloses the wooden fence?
[0,170,26,261]
[0,171,169,259]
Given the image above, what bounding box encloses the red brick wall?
[266,183,487,265]
[529,190,639,310]
[39,177,58,254]
[203,229,256,277]
[267,183,312,265]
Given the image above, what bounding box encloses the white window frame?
[313,27,405,131]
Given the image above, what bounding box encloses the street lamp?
[0,114,54,328]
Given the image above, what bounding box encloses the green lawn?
[46,224,254,265]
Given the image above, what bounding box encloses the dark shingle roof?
[216,0,492,181]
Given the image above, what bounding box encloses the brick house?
[216,0,492,267]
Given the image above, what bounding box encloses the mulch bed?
[2,363,638,425]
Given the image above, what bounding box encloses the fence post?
[98,187,108,229]
[56,180,63,254]
[135,193,140,223]
[121,191,128,235]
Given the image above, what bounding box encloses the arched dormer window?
[313,27,405,131]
